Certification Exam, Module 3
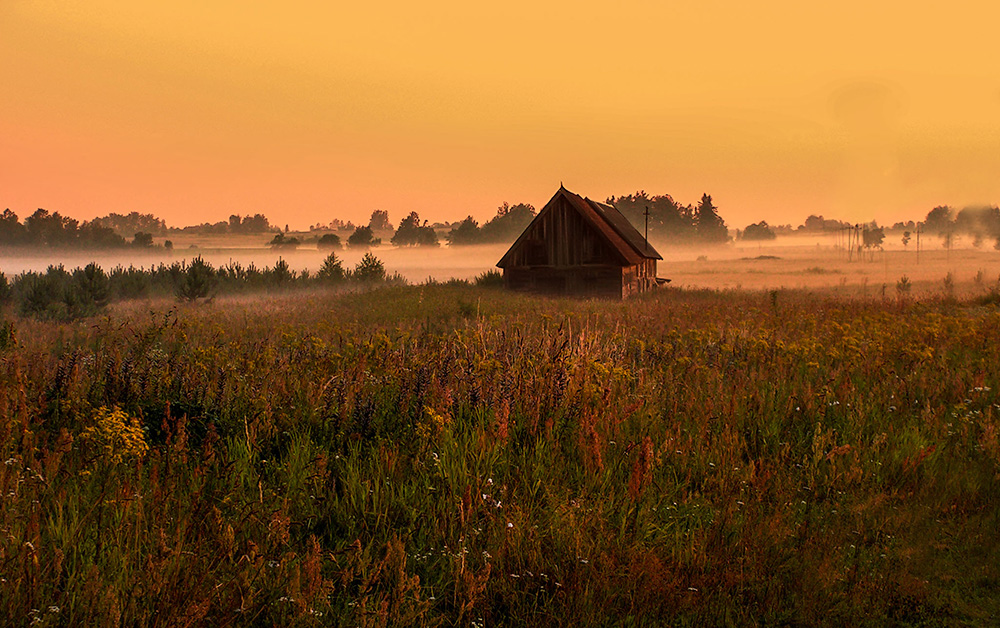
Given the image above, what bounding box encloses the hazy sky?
[3,1,999,229]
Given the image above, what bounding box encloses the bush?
[741,221,777,241]
[896,275,911,297]
[317,252,346,283]
[352,252,386,282]
[110,265,152,300]
[132,232,154,247]
[474,269,503,287]
[317,233,342,250]
[73,263,111,307]
[0,318,13,350]
[0,272,9,305]
[446,216,481,246]
[264,258,295,286]
[269,233,300,249]
[347,226,381,249]
[19,267,72,319]
[175,257,217,302]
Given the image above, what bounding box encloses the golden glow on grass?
[3,1,999,227]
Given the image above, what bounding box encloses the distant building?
[497,186,663,298]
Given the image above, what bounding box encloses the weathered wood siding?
[500,190,660,299]
[502,196,621,268]
[504,266,625,298]
[623,258,658,298]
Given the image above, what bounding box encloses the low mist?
[3,232,999,297]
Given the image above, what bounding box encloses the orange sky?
[2,1,999,230]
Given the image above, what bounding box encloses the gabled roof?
[497,186,662,268]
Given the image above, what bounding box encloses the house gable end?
[498,189,634,268]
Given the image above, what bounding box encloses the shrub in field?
[263,258,295,287]
[0,318,14,350]
[109,265,152,299]
[352,252,386,282]
[0,271,9,305]
[347,225,381,249]
[73,262,111,307]
[896,274,911,297]
[942,271,955,297]
[317,252,346,283]
[474,269,503,287]
[16,265,104,319]
[18,272,62,318]
[269,232,300,249]
[317,233,342,250]
[175,256,217,301]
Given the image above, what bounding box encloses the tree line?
[8,195,999,252]
[0,208,162,249]
[0,253,504,322]
[607,192,729,244]
[0,208,276,249]
[0,253,393,321]
[736,204,1000,249]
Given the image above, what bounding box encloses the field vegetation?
[1,283,999,626]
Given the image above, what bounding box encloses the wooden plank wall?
[501,195,659,299]
[506,196,618,268]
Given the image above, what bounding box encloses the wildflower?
[79,406,148,465]
[506,522,513,528]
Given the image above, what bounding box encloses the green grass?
[1,285,998,626]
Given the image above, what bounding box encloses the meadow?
[1,281,999,626]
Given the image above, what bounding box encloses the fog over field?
[3,231,999,297]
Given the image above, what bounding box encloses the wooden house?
[497,186,663,298]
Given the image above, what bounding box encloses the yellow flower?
[79,406,149,465]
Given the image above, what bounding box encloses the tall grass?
[1,286,998,625]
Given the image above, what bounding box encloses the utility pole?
[644,205,650,253]
[916,224,921,265]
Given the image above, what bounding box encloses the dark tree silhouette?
[741,221,776,241]
[446,216,480,245]
[695,194,728,243]
[923,206,954,233]
[368,210,393,232]
[347,226,381,249]
[391,212,439,247]
[317,233,342,250]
